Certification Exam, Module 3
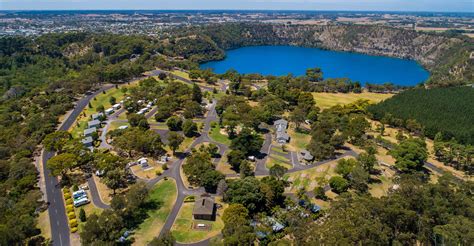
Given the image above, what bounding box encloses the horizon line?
[1,9,473,14]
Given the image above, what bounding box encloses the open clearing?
[133,179,177,246]
[312,92,393,109]
[171,199,225,243]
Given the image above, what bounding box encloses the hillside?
[368,86,474,145]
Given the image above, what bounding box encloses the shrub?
[66,205,74,212]
[62,187,70,194]
[155,171,162,176]
[329,176,350,194]
[72,185,79,191]
[69,219,78,228]
[162,164,168,170]
[66,198,73,205]
[184,195,195,203]
[71,227,78,233]
[67,212,76,220]
[64,193,71,199]
[65,198,73,205]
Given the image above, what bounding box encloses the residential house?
[91,112,104,121]
[274,119,290,143]
[193,196,216,221]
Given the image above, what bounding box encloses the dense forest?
[368,86,474,145]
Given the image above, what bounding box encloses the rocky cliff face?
[271,25,461,67]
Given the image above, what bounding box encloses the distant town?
[1,10,473,37]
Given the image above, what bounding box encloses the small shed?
[276,131,290,143]
[193,196,216,221]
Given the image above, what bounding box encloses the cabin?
[81,136,93,147]
[112,103,121,110]
[91,112,104,121]
[88,119,101,129]
[105,108,114,115]
[83,127,97,137]
[193,196,216,221]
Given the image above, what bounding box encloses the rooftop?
[193,196,215,216]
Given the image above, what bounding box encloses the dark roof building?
[193,196,216,221]
[88,119,101,128]
[82,136,94,147]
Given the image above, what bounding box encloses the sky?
[0,0,473,12]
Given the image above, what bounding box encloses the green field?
[209,124,232,146]
[171,202,224,243]
[133,179,177,245]
[312,92,393,109]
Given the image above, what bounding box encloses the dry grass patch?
[312,92,393,109]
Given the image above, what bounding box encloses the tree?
[314,186,328,200]
[239,160,254,178]
[290,106,306,130]
[80,210,124,244]
[109,96,116,105]
[43,131,71,153]
[349,165,369,194]
[182,119,198,137]
[216,179,228,196]
[222,204,256,245]
[167,132,184,154]
[269,164,288,180]
[47,153,77,177]
[127,113,149,130]
[345,115,370,145]
[335,158,357,178]
[207,143,219,158]
[79,208,87,222]
[113,128,165,157]
[158,72,167,80]
[329,176,350,194]
[390,138,428,172]
[149,231,175,246]
[192,83,202,103]
[357,152,377,173]
[227,150,246,172]
[103,168,127,194]
[183,101,203,119]
[224,177,266,214]
[230,128,263,156]
[166,116,183,131]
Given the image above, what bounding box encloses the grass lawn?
[216,150,237,175]
[287,127,311,151]
[109,121,129,131]
[312,92,393,109]
[171,202,225,243]
[172,70,191,80]
[266,157,292,170]
[209,124,232,146]
[38,210,51,240]
[283,157,354,193]
[133,179,178,246]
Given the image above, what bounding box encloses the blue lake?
[200,46,430,86]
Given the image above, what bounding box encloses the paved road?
[42,84,114,246]
[87,177,111,209]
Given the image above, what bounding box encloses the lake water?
[200,46,430,86]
